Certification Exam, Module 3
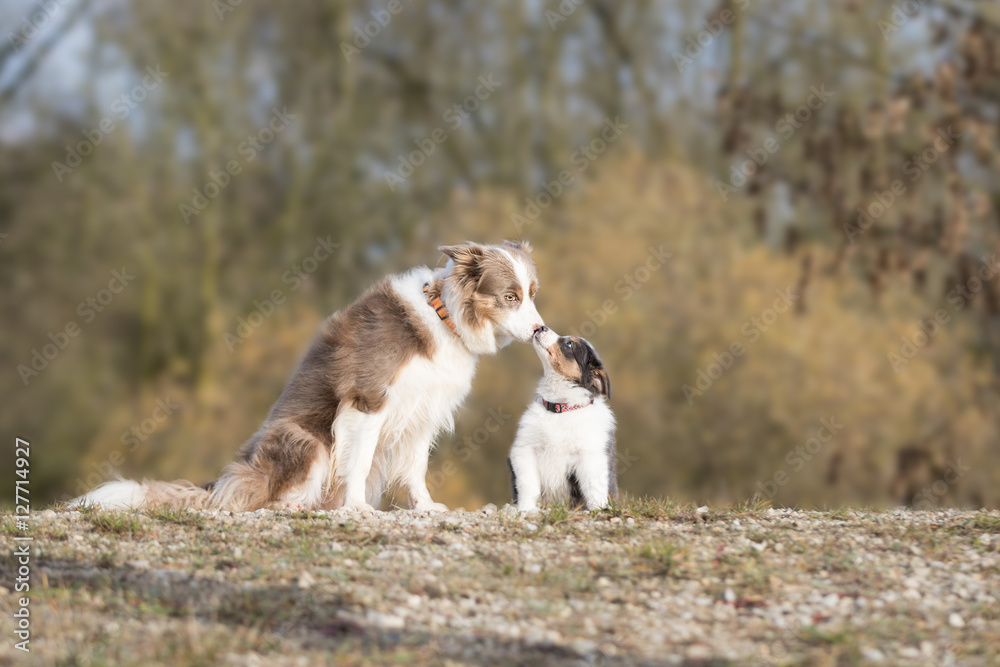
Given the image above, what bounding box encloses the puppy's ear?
[587,365,611,400]
[439,243,487,281]
[502,240,533,255]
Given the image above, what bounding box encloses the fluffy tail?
[70,479,213,511]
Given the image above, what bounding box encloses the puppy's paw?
[517,505,539,515]
[412,501,449,513]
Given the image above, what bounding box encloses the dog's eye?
[504,294,518,302]
[564,340,573,348]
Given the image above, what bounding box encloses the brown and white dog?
[73,241,544,512]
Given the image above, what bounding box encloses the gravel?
[1,503,998,665]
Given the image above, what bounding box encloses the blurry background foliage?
[2,0,998,510]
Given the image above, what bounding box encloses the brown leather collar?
[423,283,459,337]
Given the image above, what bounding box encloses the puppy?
[508,327,616,512]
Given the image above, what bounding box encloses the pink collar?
[538,396,594,414]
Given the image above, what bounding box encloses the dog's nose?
[534,325,547,335]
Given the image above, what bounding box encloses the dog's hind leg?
[212,419,328,511]
[331,407,387,512]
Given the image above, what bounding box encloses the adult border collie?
[74,241,544,512]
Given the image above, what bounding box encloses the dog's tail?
[69,478,214,511]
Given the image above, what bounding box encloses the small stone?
[625,517,635,525]
[297,571,316,589]
[480,503,497,514]
[686,644,712,660]
[424,581,448,598]
[524,522,538,531]
[126,559,150,570]
[696,506,709,514]
[862,647,885,662]
[571,639,597,656]
[948,612,964,628]
[723,588,736,603]
[369,612,404,630]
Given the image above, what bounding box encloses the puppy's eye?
[564,340,573,348]
[504,294,518,302]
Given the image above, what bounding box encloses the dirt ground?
[1,500,998,666]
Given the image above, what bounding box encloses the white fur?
[70,479,147,510]
[509,329,616,512]
[327,266,482,511]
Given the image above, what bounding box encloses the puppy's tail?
[69,478,214,511]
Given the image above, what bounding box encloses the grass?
[630,539,682,576]
[538,503,573,526]
[147,507,206,528]
[89,511,146,536]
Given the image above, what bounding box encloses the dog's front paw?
[342,500,377,514]
[412,501,449,513]
[517,505,539,515]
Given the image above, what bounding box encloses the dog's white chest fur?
[509,398,616,511]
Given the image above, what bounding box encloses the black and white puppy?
[508,327,617,512]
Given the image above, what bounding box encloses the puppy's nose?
[534,325,547,334]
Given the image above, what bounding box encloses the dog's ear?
[502,240,533,255]
[588,366,611,400]
[439,243,487,280]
